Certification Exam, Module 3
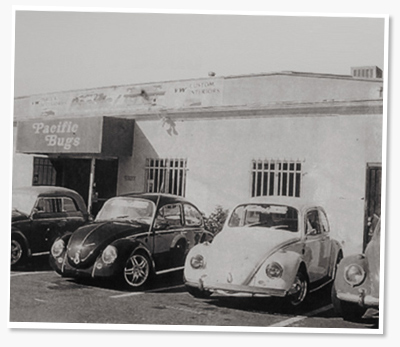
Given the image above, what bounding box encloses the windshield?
[95,197,155,224]
[228,204,298,232]
[12,191,38,215]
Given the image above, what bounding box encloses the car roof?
[14,186,82,196]
[239,196,323,212]
[13,186,88,212]
[118,192,194,206]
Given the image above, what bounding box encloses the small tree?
[203,205,229,235]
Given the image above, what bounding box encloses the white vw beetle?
[184,197,343,307]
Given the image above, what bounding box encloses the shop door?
[91,159,119,216]
[54,158,91,204]
[364,164,382,250]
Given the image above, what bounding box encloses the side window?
[155,204,183,228]
[306,210,321,235]
[34,198,63,214]
[62,197,78,212]
[319,210,330,234]
[183,204,202,227]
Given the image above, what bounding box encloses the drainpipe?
[87,158,96,215]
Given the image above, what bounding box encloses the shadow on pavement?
[11,255,52,272]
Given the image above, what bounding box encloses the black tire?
[331,284,366,321]
[185,285,211,299]
[332,252,343,280]
[11,238,27,269]
[287,270,309,307]
[121,251,153,290]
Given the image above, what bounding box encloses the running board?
[155,266,184,275]
[309,278,333,293]
[31,251,50,257]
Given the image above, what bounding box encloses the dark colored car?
[11,186,89,268]
[50,193,211,289]
[331,217,381,321]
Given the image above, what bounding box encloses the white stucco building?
[13,66,384,255]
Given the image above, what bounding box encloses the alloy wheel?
[123,253,150,288]
[11,239,23,266]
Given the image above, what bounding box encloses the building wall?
[117,113,382,255]
[223,74,382,105]
[12,126,33,189]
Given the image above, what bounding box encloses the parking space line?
[268,304,333,327]
[110,284,185,299]
[10,271,54,277]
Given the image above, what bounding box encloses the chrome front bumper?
[337,290,379,308]
[186,279,288,297]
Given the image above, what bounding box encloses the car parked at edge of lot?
[11,186,89,268]
[331,217,381,321]
[184,197,343,308]
[50,193,212,289]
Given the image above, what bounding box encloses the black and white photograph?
[3,1,395,344]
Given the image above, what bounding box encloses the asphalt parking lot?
[9,255,379,330]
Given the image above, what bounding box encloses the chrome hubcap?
[290,274,307,306]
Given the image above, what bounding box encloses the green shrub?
[203,205,229,235]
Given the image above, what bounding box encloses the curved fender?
[107,238,156,271]
[251,250,304,291]
[328,239,343,278]
[11,228,31,257]
[170,234,187,249]
[183,242,212,283]
[334,253,369,294]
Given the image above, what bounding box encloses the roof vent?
[351,66,382,79]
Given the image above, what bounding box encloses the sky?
[14,11,385,97]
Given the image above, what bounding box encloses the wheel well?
[298,262,309,281]
[174,238,187,248]
[130,246,155,272]
[11,231,30,255]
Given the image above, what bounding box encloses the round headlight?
[51,239,65,258]
[101,245,118,265]
[344,264,366,286]
[266,262,283,279]
[190,254,205,269]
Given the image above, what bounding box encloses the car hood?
[203,227,300,285]
[66,221,150,268]
[12,209,29,223]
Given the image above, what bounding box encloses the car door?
[30,197,68,253]
[152,203,184,271]
[317,208,333,275]
[183,203,204,246]
[303,208,327,282]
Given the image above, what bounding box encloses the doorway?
[33,157,118,215]
[363,163,382,250]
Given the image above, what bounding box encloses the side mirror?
[154,221,169,230]
[30,208,42,219]
[307,228,318,236]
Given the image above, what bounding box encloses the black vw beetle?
[50,193,211,289]
[11,186,89,268]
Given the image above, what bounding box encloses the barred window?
[145,158,187,196]
[32,157,56,186]
[251,159,302,198]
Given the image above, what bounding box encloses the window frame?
[183,203,203,227]
[250,159,302,198]
[155,203,184,229]
[145,158,187,197]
